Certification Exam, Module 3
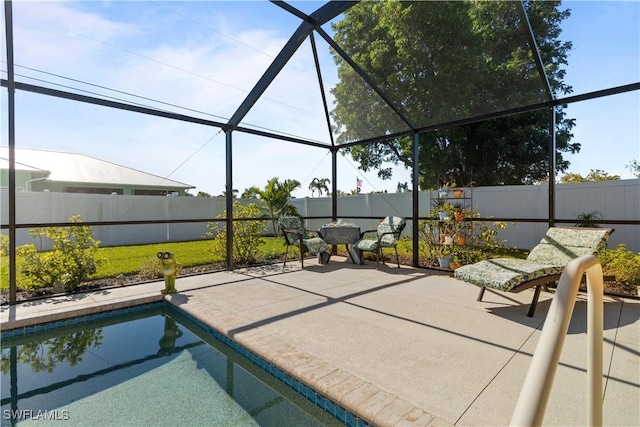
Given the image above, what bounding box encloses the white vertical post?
[510,255,604,427]
[586,262,604,426]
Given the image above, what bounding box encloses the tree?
[396,182,410,193]
[197,191,212,197]
[584,169,620,181]
[218,189,238,198]
[242,177,301,235]
[241,186,260,199]
[309,178,330,197]
[331,189,349,197]
[331,1,578,189]
[560,169,621,183]
[626,160,640,178]
[559,172,586,183]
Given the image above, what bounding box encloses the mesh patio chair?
[354,216,407,269]
[454,227,614,317]
[278,216,329,268]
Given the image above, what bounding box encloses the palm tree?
[245,177,301,235]
[309,177,330,197]
[241,186,261,199]
[217,189,238,198]
[396,182,409,193]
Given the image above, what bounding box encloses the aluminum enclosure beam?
[0,80,331,149]
[228,1,357,128]
[315,26,417,131]
[516,1,554,103]
[310,32,336,146]
[4,0,16,304]
[270,1,309,22]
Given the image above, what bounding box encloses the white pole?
[586,262,604,426]
[510,255,603,427]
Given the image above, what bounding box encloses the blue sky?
[560,0,639,181]
[1,1,638,197]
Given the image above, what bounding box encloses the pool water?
[1,305,345,426]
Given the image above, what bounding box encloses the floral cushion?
[526,227,612,265]
[454,227,612,292]
[303,237,330,254]
[454,258,563,292]
[379,216,406,247]
[354,239,378,251]
[354,216,406,251]
[278,216,329,254]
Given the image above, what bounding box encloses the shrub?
[138,257,165,280]
[16,214,103,291]
[204,202,266,265]
[0,234,8,257]
[599,244,640,285]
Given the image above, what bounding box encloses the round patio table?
[318,223,361,264]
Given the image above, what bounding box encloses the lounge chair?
[454,227,613,317]
[354,216,407,269]
[278,216,330,268]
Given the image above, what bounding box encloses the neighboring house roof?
[0,147,194,189]
[0,156,50,175]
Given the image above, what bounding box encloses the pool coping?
[165,293,446,427]
[1,294,164,331]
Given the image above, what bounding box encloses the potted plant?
[437,242,455,269]
[452,188,464,199]
[453,203,465,222]
[437,180,455,198]
[575,210,603,227]
[432,198,452,221]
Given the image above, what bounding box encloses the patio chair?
[454,226,613,317]
[278,216,329,268]
[354,216,407,269]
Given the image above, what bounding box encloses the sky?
[1,1,638,198]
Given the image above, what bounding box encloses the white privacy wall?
[1,179,638,252]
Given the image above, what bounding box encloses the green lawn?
[0,238,289,290]
[93,237,288,278]
[95,240,219,278]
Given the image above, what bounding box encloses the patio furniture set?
[277,216,613,316]
[277,216,406,269]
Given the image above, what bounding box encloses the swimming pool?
[1,303,358,426]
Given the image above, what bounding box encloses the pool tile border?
[1,294,164,331]
[1,301,165,339]
[166,302,370,426]
[1,301,370,427]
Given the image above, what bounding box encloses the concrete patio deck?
[2,257,638,426]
